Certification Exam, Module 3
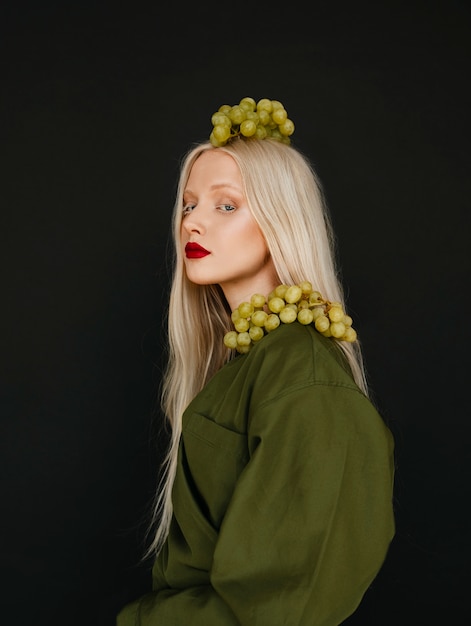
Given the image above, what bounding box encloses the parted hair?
[145,137,369,556]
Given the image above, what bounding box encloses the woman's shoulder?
[244,321,358,393]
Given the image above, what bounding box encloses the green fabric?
[117,323,395,625]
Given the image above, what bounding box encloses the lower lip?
[185,250,210,259]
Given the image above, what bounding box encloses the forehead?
[187,150,241,184]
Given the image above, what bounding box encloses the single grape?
[328,305,344,322]
[231,309,240,323]
[343,314,353,327]
[255,125,268,140]
[249,326,264,342]
[285,285,302,303]
[272,107,287,124]
[343,327,357,342]
[298,308,314,325]
[240,119,257,137]
[279,306,297,323]
[234,317,250,332]
[238,302,254,318]
[299,280,313,295]
[309,291,323,305]
[236,344,251,354]
[315,315,330,333]
[211,112,231,127]
[251,293,266,308]
[330,321,346,338]
[209,131,223,147]
[258,110,271,125]
[279,119,295,136]
[257,98,273,113]
[268,296,285,313]
[212,124,231,144]
[239,96,256,111]
[223,331,238,349]
[251,310,268,326]
[237,331,251,346]
[229,105,246,125]
[274,284,288,298]
[265,314,281,331]
[270,128,283,141]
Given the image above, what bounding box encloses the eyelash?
[182,203,236,216]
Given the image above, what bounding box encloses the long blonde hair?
[146,137,369,556]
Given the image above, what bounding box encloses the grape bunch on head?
[209,97,295,147]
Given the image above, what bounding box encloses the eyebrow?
[184,182,242,194]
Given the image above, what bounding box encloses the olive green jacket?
[117,322,395,625]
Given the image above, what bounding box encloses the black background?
[1,2,470,625]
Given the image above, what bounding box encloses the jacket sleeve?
[117,383,395,625]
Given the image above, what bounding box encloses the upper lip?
[185,242,210,253]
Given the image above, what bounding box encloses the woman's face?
[181,149,276,309]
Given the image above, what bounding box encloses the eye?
[217,204,236,213]
[182,203,195,216]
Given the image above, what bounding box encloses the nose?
[182,206,206,236]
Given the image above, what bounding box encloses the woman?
[117,97,395,625]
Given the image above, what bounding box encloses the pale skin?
[181,149,279,311]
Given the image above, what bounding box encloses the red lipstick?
[185,242,210,258]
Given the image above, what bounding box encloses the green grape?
[315,315,330,333]
[311,306,326,320]
[213,124,231,144]
[343,327,357,342]
[237,331,251,346]
[285,285,302,303]
[237,344,251,354]
[251,293,266,308]
[211,112,231,127]
[270,128,283,141]
[258,109,271,125]
[240,119,257,137]
[257,98,273,113]
[330,321,346,338]
[224,331,238,349]
[265,314,281,331]
[251,310,268,326]
[272,107,287,124]
[255,125,268,140]
[239,96,256,111]
[238,302,254,318]
[218,104,231,114]
[229,105,246,125]
[234,317,250,332]
[299,280,313,295]
[298,299,310,309]
[309,291,323,305]
[209,131,223,147]
[298,308,314,325]
[328,305,344,322]
[249,326,264,342]
[279,306,297,323]
[274,284,288,298]
[271,100,284,110]
[279,119,295,136]
[343,314,353,327]
[231,309,241,323]
[245,110,259,122]
[268,296,285,313]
